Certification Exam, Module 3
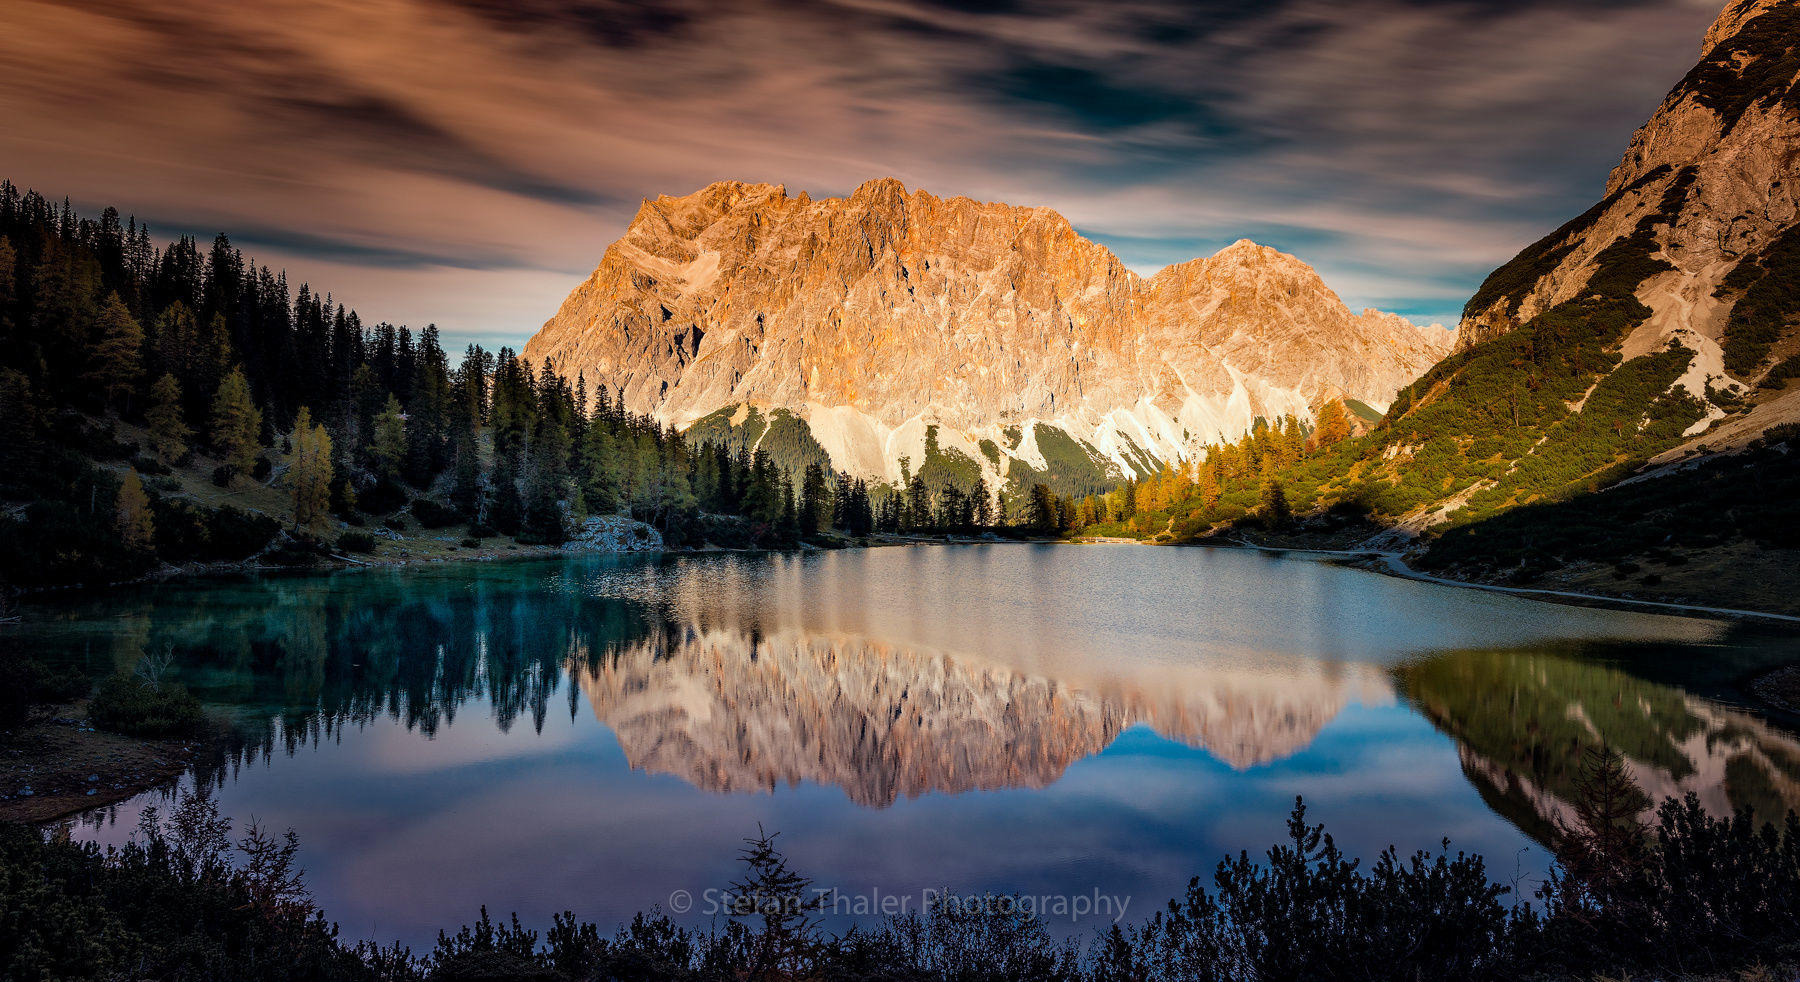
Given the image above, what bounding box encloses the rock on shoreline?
[563,515,664,553]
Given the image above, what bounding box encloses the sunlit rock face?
[1455,0,1800,424]
[524,179,1451,484]
[572,625,1391,807]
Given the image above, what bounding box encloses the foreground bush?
[0,653,88,730]
[0,793,395,982]
[88,674,206,737]
[0,773,1795,982]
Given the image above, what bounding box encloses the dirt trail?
[1225,539,1800,623]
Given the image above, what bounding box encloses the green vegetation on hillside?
[916,425,982,491]
[1672,1,1800,133]
[1078,164,1710,546]
[1419,425,1800,582]
[1718,223,1800,378]
[1459,164,1671,321]
[1007,424,1117,498]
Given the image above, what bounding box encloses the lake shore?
[0,701,230,824]
[1190,536,1800,624]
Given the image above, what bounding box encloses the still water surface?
[17,544,1800,947]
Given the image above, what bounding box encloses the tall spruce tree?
[114,468,154,553]
[289,407,333,529]
[146,373,190,464]
[370,394,407,486]
[209,367,261,480]
[89,292,142,411]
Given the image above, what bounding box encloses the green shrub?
[459,537,482,549]
[0,505,145,587]
[88,674,205,737]
[149,495,280,563]
[1719,224,1800,376]
[339,531,377,553]
[357,479,408,515]
[1671,2,1800,132]
[265,532,329,566]
[412,498,462,529]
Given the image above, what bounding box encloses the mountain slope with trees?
[1071,0,1800,612]
[0,185,1061,589]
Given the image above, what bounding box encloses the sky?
[0,0,1725,351]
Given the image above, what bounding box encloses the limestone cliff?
[1454,0,1800,448]
[524,179,1451,486]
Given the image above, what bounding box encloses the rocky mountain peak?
[1703,0,1785,53]
[1459,0,1799,392]
[524,179,1448,486]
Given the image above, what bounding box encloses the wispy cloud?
[0,0,1722,342]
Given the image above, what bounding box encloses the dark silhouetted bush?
[88,674,204,737]
[412,498,462,529]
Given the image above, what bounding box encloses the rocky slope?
[1281,0,1800,555]
[1455,0,1800,447]
[524,180,1451,489]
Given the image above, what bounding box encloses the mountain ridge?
[524,178,1452,489]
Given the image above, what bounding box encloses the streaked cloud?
[0,0,1723,341]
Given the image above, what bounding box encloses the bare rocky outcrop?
[524,180,1451,483]
[563,515,663,553]
[1455,0,1800,381]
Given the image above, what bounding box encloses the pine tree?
[370,394,407,485]
[1314,399,1352,448]
[146,373,190,464]
[1555,744,1650,906]
[728,826,823,980]
[210,367,262,480]
[198,312,233,408]
[799,462,831,536]
[289,407,333,529]
[1028,483,1059,532]
[0,236,15,323]
[114,468,154,552]
[89,292,143,411]
[905,475,930,531]
[489,457,524,535]
[150,302,198,395]
[1259,469,1292,527]
[778,472,798,543]
[973,478,994,529]
[579,404,621,515]
[522,441,569,545]
[450,424,482,521]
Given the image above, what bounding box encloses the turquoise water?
[16,544,1800,948]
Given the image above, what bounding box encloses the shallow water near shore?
[14,544,1800,949]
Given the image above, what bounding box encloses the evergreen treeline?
[0,184,1061,587]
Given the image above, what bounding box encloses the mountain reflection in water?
[577,624,1390,806]
[15,545,1796,948]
